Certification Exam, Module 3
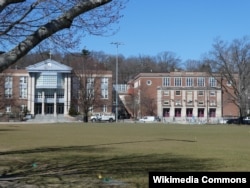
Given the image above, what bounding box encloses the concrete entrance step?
[27,114,76,123]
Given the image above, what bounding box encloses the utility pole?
[111,42,123,123]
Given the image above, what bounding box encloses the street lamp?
[111,42,123,123]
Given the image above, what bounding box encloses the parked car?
[139,116,160,123]
[243,117,250,124]
[226,118,241,124]
[226,117,250,124]
[90,113,115,122]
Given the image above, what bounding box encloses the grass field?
[0,122,249,187]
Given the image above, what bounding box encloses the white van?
[138,116,155,123]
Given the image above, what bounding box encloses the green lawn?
[0,122,249,187]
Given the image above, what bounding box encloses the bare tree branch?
[0,0,126,72]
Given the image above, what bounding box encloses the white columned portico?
[26,59,72,117]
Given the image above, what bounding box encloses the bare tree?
[206,37,250,120]
[0,0,126,72]
[156,51,181,72]
[184,59,211,72]
[0,72,21,121]
[139,84,157,117]
[71,49,112,122]
[123,86,139,119]
[0,74,5,113]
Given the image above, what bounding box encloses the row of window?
[163,108,216,117]
[162,77,217,87]
[35,89,64,98]
[5,87,28,98]
[5,105,27,113]
[4,76,110,99]
[5,76,28,98]
[88,77,109,99]
[163,90,217,96]
[163,100,217,106]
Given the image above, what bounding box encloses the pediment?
[26,59,72,73]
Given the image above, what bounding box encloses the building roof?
[2,69,28,74]
[132,71,222,81]
[26,59,72,73]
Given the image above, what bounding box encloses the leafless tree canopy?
[0,0,126,72]
[206,37,250,117]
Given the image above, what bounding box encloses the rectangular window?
[6,105,11,113]
[5,76,13,98]
[44,89,54,98]
[102,105,107,113]
[101,89,108,99]
[5,88,12,98]
[174,77,182,86]
[101,77,108,84]
[210,100,216,106]
[87,77,95,98]
[56,89,64,98]
[198,108,204,117]
[163,91,169,96]
[19,76,28,98]
[19,87,27,98]
[35,90,43,98]
[210,91,215,96]
[198,101,204,105]
[175,91,181,96]
[86,88,94,98]
[20,104,27,112]
[117,84,127,92]
[36,74,57,88]
[5,76,13,84]
[20,76,27,84]
[101,77,108,99]
[197,77,205,87]
[175,108,181,117]
[163,77,170,86]
[186,77,193,87]
[209,109,216,117]
[175,100,181,106]
[209,77,217,87]
[198,90,204,95]
[87,77,94,85]
[163,100,170,105]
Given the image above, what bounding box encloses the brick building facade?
[0,59,113,120]
[0,59,240,123]
[125,71,238,123]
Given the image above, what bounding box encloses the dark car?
[227,117,247,124]
[243,117,250,124]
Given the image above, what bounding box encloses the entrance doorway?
[186,108,193,117]
[35,103,42,114]
[57,103,64,114]
[45,103,54,114]
[163,108,170,117]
